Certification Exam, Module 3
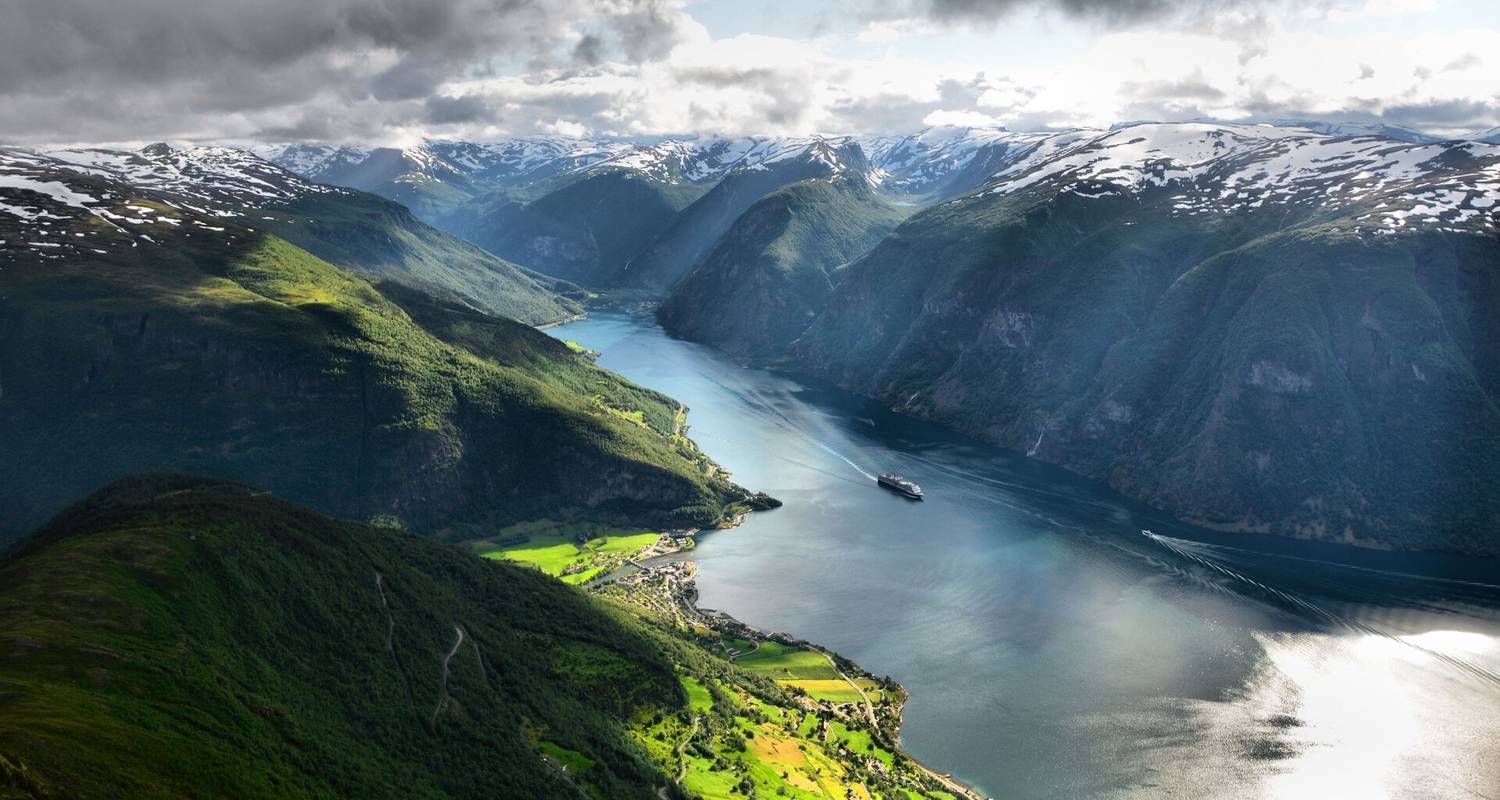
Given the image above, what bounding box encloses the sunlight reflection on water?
[553,313,1500,800]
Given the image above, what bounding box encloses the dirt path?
[431,625,465,726]
[821,652,877,728]
[374,571,418,717]
[655,713,699,800]
[374,572,395,652]
[676,715,700,784]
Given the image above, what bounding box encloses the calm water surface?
[553,313,1500,800]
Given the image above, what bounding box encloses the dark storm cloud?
[0,0,691,144]
[574,34,607,66]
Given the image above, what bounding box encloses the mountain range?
[10,118,1497,554]
[260,119,1500,553]
[31,144,584,325]
[0,146,750,542]
[789,122,1500,553]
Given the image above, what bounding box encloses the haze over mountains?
[250,119,1500,554]
[5,118,1497,555]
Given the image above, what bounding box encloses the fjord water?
[553,313,1500,799]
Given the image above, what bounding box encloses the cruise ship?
[877,473,923,500]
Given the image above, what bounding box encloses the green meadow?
[474,519,661,585]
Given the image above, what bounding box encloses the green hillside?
[0,193,741,542]
[657,176,907,358]
[0,476,969,800]
[0,475,677,799]
[246,189,583,326]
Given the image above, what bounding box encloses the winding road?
[431,625,465,726]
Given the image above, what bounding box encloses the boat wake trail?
[1141,530,1500,689]
[817,440,877,482]
[716,377,878,483]
[693,430,869,487]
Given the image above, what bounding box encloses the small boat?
[877,473,923,500]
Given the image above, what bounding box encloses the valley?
[4,113,1499,800]
[262,121,1500,554]
[5,4,1499,799]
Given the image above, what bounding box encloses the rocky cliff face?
[621,140,876,291]
[438,170,706,286]
[656,176,906,358]
[791,124,1500,553]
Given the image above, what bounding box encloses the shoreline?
[534,311,588,330]
[610,516,989,800]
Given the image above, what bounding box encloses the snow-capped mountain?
[861,126,1050,196]
[257,137,637,221]
[970,122,1500,235]
[1471,125,1500,144]
[253,143,373,181]
[1,143,583,324]
[46,143,346,213]
[260,137,634,189]
[0,147,265,262]
[422,137,633,185]
[578,135,872,185]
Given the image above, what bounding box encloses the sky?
[0,0,1497,146]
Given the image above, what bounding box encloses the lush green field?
[783,679,864,704]
[665,674,907,800]
[475,523,660,585]
[735,642,841,680]
[730,641,887,703]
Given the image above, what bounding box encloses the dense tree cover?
[0,476,963,800]
[657,175,907,359]
[0,199,743,542]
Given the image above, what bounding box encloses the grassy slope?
[0,476,677,799]
[0,477,960,800]
[253,190,583,325]
[792,184,1500,552]
[0,206,739,543]
[658,177,908,358]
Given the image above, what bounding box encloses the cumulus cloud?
[0,0,1494,144]
[0,0,695,144]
